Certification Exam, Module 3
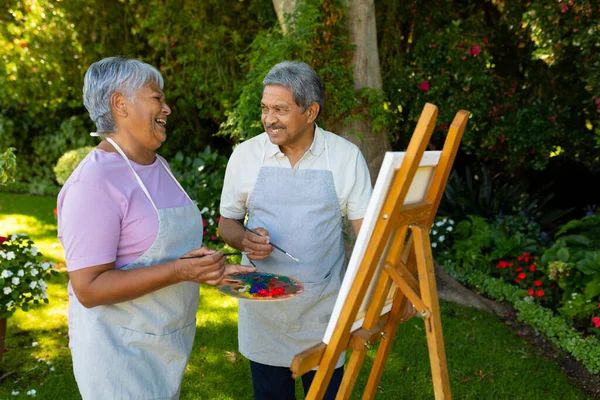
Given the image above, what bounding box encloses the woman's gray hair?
[83,56,164,133]
[263,61,324,115]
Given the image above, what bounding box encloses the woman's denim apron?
[238,140,346,369]
[69,137,203,399]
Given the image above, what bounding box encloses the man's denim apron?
[238,141,346,369]
[69,137,203,399]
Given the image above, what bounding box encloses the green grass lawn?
[0,192,592,399]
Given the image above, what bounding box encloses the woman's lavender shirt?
[57,149,192,272]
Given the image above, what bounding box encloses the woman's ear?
[111,92,128,117]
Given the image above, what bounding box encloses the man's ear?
[111,92,128,117]
[306,102,320,123]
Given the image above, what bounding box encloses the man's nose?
[264,109,278,125]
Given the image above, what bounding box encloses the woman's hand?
[241,228,273,260]
[174,247,256,285]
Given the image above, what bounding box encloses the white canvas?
[323,151,442,344]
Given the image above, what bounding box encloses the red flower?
[211,235,216,241]
[468,44,482,56]
[535,290,545,297]
[529,264,536,272]
[597,302,600,308]
[20,41,27,48]
[516,267,523,273]
[0,236,7,245]
[517,273,527,280]
[458,43,463,49]
[439,123,448,131]
[534,280,543,287]
[483,37,489,44]
[53,208,58,214]
[527,289,534,296]
[418,81,430,92]
[593,316,600,328]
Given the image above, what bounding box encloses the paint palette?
[218,272,304,301]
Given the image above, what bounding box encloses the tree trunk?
[333,0,391,184]
[272,0,297,34]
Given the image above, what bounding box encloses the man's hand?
[241,227,273,260]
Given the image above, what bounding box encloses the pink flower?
[211,235,216,241]
[418,81,430,92]
[592,316,600,328]
[468,44,482,56]
[439,123,448,131]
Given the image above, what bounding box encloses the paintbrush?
[233,219,300,262]
[180,251,250,260]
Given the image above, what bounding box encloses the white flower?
[50,367,55,371]
[41,262,52,271]
[210,209,215,216]
[201,207,209,213]
[0,250,5,259]
[431,242,438,248]
[1,269,12,278]
[11,391,19,395]
[11,234,17,241]
[30,246,38,256]
[38,280,48,292]
[32,341,38,347]
[22,247,29,254]
[24,261,33,268]
[3,287,12,295]
[18,269,24,276]
[6,300,14,308]
[30,268,38,277]
[449,219,455,225]
[209,218,214,225]
[439,235,445,242]
[435,220,444,227]
[26,389,36,396]
[432,230,438,235]
[11,277,20,285]
[6,251,15,260]
[446,226,453,232]
[30,281,38,289]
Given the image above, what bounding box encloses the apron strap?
[105,137,159,213]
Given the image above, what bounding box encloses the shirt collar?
[264,124,326,158]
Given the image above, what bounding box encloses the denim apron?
[69,137,203,400]
[238,140,346,369]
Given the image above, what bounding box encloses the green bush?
[53,146,95,185]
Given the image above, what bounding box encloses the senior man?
[218,61,372,400]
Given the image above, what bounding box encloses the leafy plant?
[0,147,16,185]
[53,146,95,185]
[170,146,228,248]
[0,234,57,319]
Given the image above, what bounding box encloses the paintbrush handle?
[233,219,299,262]
[180,252,245,260]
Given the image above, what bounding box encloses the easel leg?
[336,349,367,400]
[411,225,452,400]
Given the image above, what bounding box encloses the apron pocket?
[115,321,196,400]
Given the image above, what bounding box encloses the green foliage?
[541,215,600,322]
[53,146,94,185]
[170,147,229,248]
[376,0,600,172]
[0,234,57,319]
[219,0,362,140]
[443,259,600,375]
[439,162,568,236]
[0,147,16,185]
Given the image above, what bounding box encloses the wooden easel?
[291,103,469,399]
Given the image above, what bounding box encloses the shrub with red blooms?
[494,251,559,307]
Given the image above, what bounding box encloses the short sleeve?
[346,149,372,220]
[58,181,122,271]
[219,148,248,220]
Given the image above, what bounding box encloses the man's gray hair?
[263,61,324,115]
[83,56,164,133]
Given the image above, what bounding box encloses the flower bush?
[0,233,56,319]
[494,251,559,308]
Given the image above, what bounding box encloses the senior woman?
[57,56,254,399]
